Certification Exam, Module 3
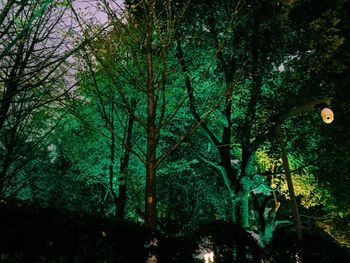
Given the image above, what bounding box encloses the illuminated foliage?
[0,0,349,259]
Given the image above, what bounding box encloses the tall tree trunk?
[108,106,119,217]
[145,152,157,227]
[238,60,263,228]
[145,4,157,228]
[116,102,136,220]
[177,34,243,225]
[276,123,302,241]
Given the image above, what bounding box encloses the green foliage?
[1,0,349,256]
[292,173,334,209]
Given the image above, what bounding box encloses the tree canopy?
[1,0,349,261]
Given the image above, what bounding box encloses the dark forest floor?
[0,198,349,263]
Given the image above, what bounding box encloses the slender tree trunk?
[116,102,136,220]
[0,162,10,196]
[276,123,302,241]
[109,107,119,216]
[145,152,157,227]
[219,145,243,224]
[145,4,157,228]
[0,130,16,196]
[0,81,17,132]
[116,162,127,220]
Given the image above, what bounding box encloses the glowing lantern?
[321,107,334,124]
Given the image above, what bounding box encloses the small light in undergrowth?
[295,252,302,263]
[196,238,214,262]
[203,251,214,263]
[145,238,158,263]
[146,254,157,263]
[101,231,107,237]
[321,107,334,124]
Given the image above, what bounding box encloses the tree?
[71,0,226,228]
[70,55,138,219]
[0,0,97,197]
[175,0,292,230]
[0,1,73,195]
[1,0,348,254]
[174,0,347,244]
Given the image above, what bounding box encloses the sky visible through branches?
[73,0,124,26]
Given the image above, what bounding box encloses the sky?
[73,0,125,26]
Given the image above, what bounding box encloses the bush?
[263,226,350,263]
[0,199,149,262]
[192,221,261,263]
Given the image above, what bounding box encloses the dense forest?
[0,0,350,262]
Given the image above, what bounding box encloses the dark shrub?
[0,199,149,262]
[264,227,350,263]
[157,233,197,263]
[192,220,261,263]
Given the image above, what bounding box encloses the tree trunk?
[145,154,157,227]
[0,126,17,196]
[145,4,157,228]
[145,85,157,227]
[0,81,17,132]
[116,165,127,220]
[116,103,135,220]
[276,123,303,241]
[0,163,10,196]
[0,138,16,196]
[240,193,249,228]
[108,108,119,217]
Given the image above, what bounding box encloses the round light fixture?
[321,107,334,124]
